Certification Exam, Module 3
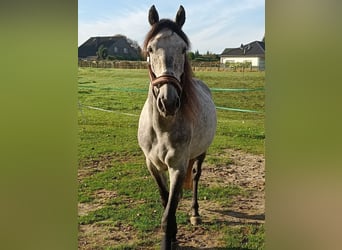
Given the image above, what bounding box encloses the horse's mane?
[143,19,199,121]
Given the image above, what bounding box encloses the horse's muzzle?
[151,75,182,117]
[157,94,181,117]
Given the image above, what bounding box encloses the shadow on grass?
[211,209,265,221]
[206,208,265,226]
[177,247,254,250]
[174,209,265,250]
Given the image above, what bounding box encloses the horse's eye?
[148,46,153,53]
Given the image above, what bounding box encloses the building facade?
[220,41,265,70]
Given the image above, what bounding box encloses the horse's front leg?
[146,159,169,208]
[161,167,185,250]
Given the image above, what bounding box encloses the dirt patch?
[176,149,265,249]
[176,225,226,249]
[204,149,265,221]
[78,154,114,181]
[79,222,137,250]
[78,149,265,249]
[78,189,119,216]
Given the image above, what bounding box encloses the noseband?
[148,64,183,99]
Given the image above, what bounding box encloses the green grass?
[78,68,264,158]
[223,224,265,250]
[78,68,265,249]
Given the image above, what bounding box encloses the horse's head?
[144,5,189,117]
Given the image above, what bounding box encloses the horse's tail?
[183,159,195,190]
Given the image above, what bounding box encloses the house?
[78,35,142,61]
[220,40,265,70]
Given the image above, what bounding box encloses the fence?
[78,59,262,72]
[78,60,148,69]
[78,83,264,115]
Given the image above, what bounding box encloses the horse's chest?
[148,143,169,170]
[147,130,189,170]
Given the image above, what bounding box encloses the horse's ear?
[175,5,185,28]
[148,5,159,25]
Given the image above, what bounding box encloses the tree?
[96,44,108,60]
[187,51,195,60]
[126,37,143,60]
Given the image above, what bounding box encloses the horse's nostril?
[175,97,181,109]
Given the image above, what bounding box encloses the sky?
[78,0,264,54]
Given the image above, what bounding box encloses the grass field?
[78,67,265,249]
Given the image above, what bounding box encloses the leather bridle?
[148,64,183,99]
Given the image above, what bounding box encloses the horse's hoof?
[190,216,202,225]
[161,235,178,250]
[171,240,178,250]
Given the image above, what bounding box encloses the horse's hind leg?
[190,152,206,226]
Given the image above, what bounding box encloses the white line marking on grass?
[83,105,139,117]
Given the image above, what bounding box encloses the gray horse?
[138,5,217,249]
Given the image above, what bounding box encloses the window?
[123,48,128,54]
[114,47,118,53]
